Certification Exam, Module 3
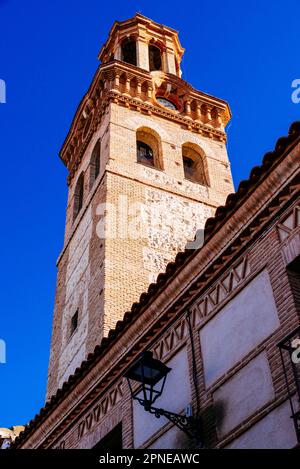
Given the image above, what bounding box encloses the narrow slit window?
[73,173,84,222]
[70,310,78,337]
[90,139,101,189]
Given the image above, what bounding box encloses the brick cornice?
[59,60,230,185]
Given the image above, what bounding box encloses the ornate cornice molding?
[59,60,230,185]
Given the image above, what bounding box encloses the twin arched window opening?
[136,131,208,186]
[120,39,163,72]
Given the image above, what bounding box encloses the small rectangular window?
[70,310,79,337]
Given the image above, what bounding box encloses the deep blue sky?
[0,0,299,428]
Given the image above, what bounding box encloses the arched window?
[182,144,208,185]
[136,128,163,170]
[149,44,162,71]
[73,173,84,222]
[121,38,137,66]
[90,139,101,189]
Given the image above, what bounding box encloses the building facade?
[47,14,233,399]
[13,15,300,450]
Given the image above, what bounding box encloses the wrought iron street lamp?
[125,351,202,441]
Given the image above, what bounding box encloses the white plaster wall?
[133,347,191,448]
[200,270,280,387]
[226,400,297,449]
[149,425,191,449]
[213,352,275,437]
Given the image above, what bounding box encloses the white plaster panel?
[213,352,275,437]
[149,425,191,449]
[226,400,297,449]
[200,270,280,387]
[133,347,191,448]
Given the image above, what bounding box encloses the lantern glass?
[125,351,171,408]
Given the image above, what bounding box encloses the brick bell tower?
[46,14,234,398]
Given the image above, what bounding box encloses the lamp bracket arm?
[136,399,202,441]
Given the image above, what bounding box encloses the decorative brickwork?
[77,382,124,439]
